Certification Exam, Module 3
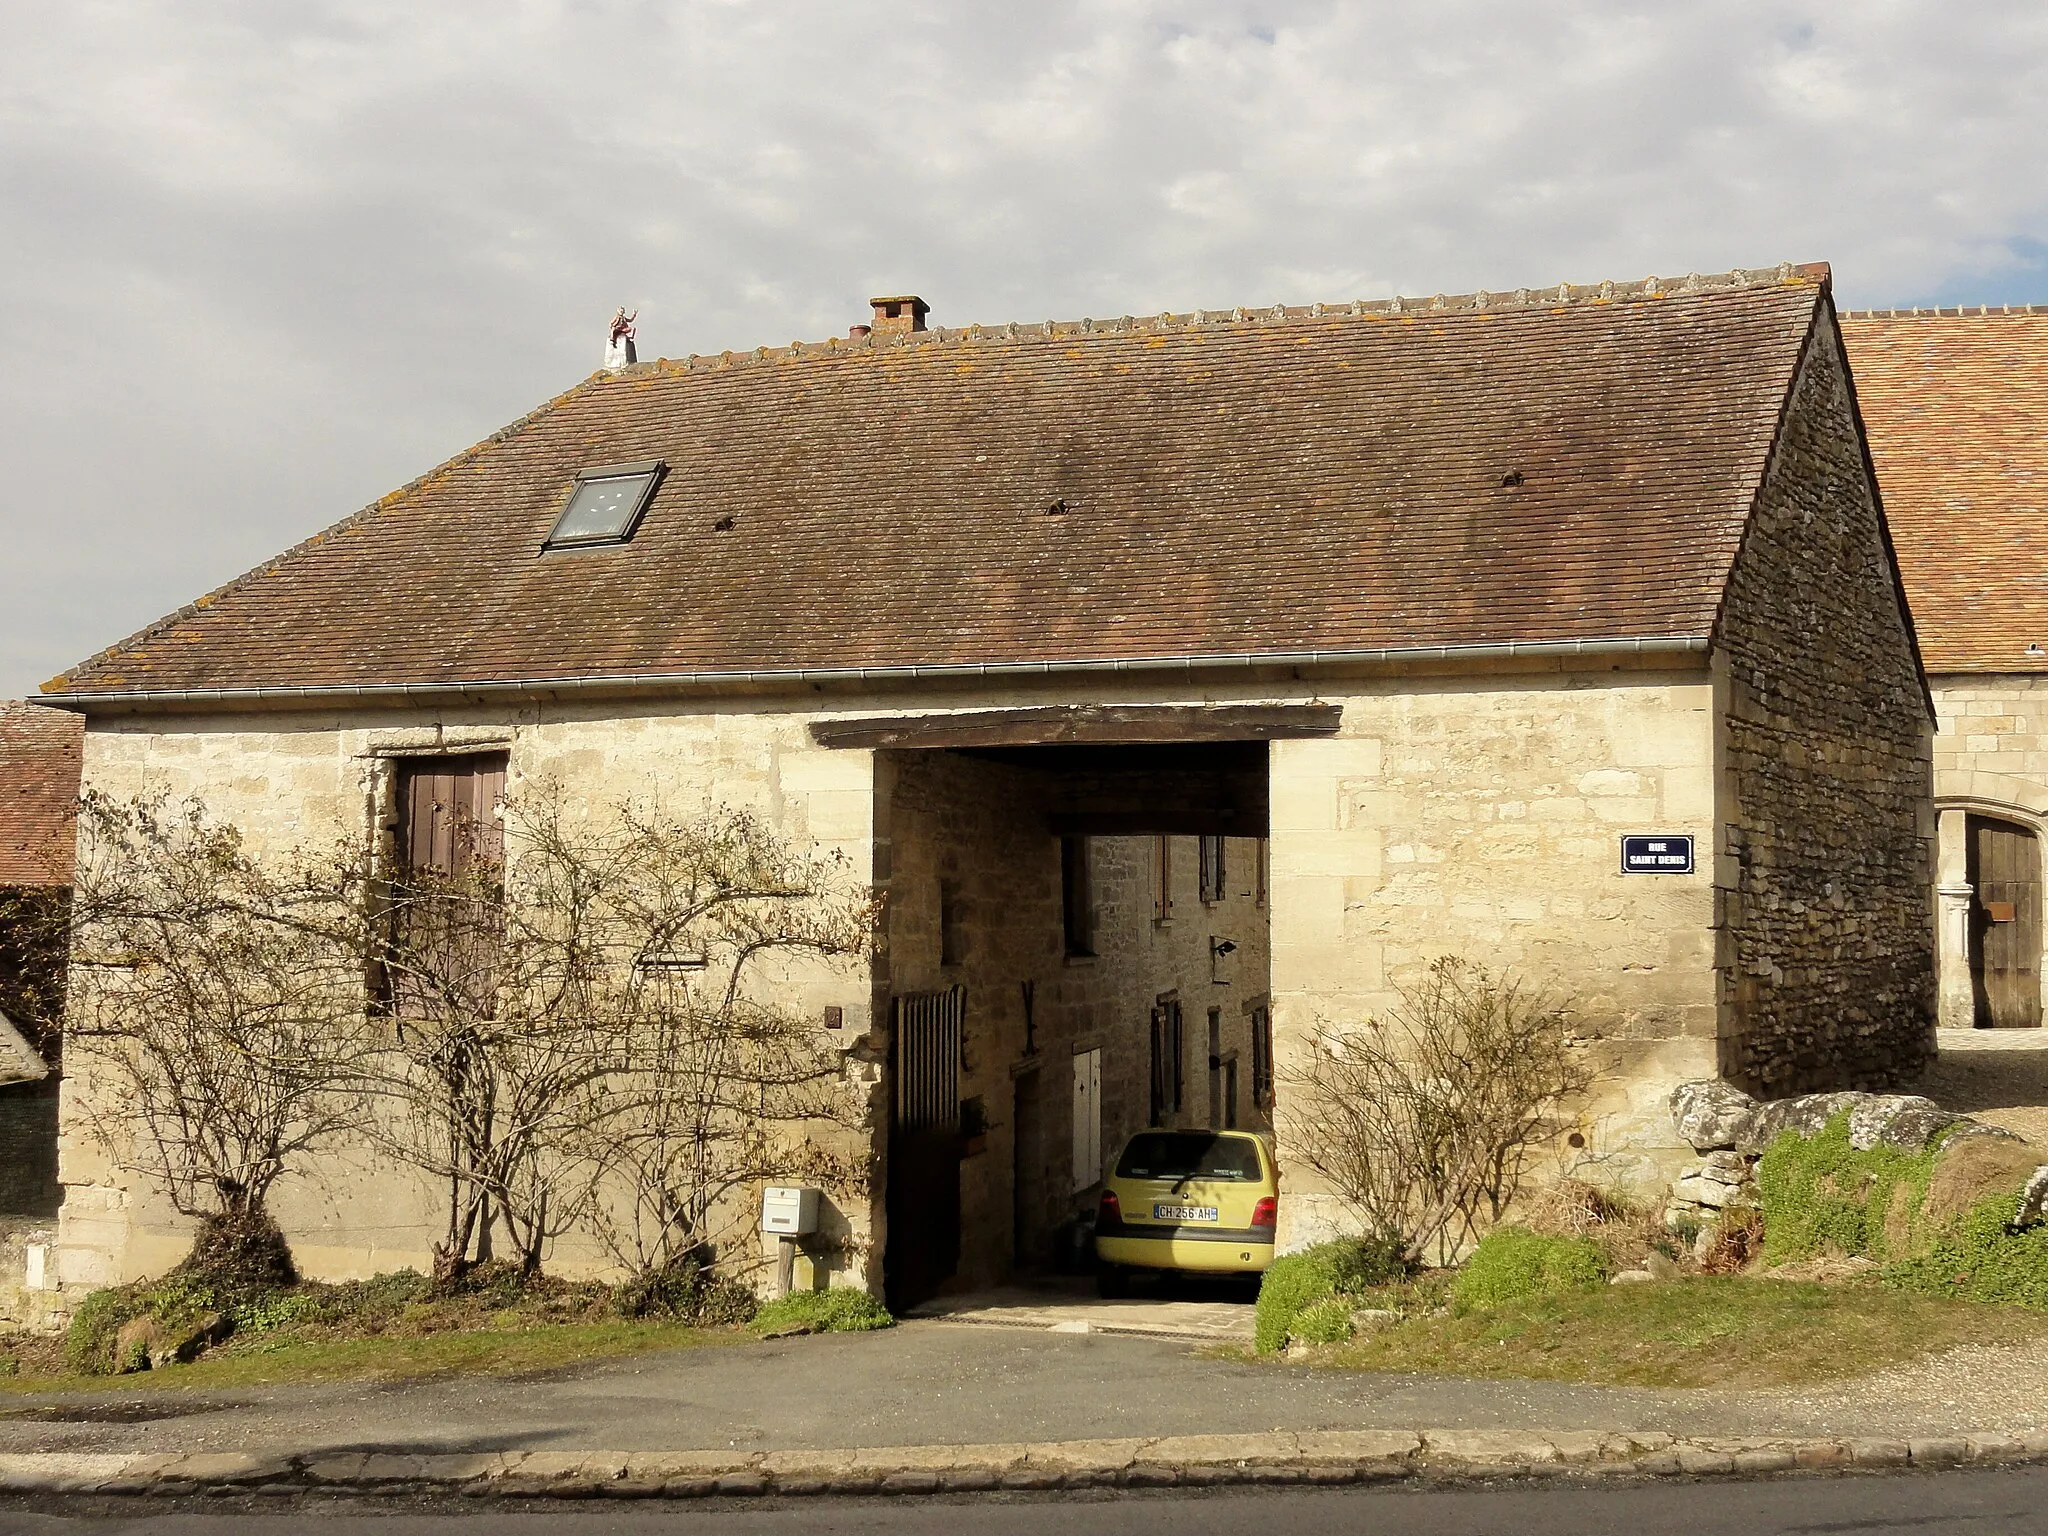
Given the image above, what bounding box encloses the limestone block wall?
[1268,671,1723,1240]
[57,700,882,1294]
[1925,674,2048,1027]
[1712,314,1934,1092]
[1932,676,2048,817]
[879,748,1269,1289]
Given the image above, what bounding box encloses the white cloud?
[4,0,2048,694]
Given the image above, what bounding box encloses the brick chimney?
[868,295,929,335]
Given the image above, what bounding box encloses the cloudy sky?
[4,1,2046,699]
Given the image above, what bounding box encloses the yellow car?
[1093,1129,1277,1296]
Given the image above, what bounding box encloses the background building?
[1843,306,2048,1032]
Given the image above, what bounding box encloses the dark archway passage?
[866,732,1287,1309]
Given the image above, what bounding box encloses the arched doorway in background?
[1967,813,2044,1028]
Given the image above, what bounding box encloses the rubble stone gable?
[1713,311,1935,1094]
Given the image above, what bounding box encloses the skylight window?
[543,460,664,550]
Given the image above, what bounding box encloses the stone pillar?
[1936,808,1975,1031]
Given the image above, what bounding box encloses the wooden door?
[885,986,964,1310]
[1070,1047,1101,1192]
[1969,815,2043,1028]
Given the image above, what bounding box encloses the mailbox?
[761,1185,821,1237]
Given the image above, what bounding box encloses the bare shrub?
[372,785,876,1285]
[1281,957,1591,1266]
[567,800,877,1284]
[1523,1178,1626,1237]
[1525,1178,1675,1274]
[64,792,374,1278]
[1698,1205,1765,1275]
[372,791,620,1282]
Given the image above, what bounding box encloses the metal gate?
[886,986,965,1309]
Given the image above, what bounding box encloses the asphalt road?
[3,1467,2046,1534]
[3,1321,2036,1459]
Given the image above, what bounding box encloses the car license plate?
[1154,1204,1218,1222]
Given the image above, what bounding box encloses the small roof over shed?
[48,266,1841,705]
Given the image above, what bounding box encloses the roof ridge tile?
[624,263,1826,377]
[1842,304,2048,319]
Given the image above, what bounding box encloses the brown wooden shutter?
[398,753,507,875]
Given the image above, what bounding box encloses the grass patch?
[1450,1228,1607,1310]
[1886,1191,2048,1308]
[1755,1113,1938,1265]
[1254,1236,1413,1354]
[0,1319,736,1397]
[1316,1276,2048,1388]
[747,1288,893,1335]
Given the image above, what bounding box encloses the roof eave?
[37,635,1713,715]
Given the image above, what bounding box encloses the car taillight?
[1250,1196,1277,1229]
[1097,1189,1121,1224]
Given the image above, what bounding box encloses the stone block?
[1421,1431,1560,1465]
[156,1453,294,1485]
[1907,1439,1969,1465]
[1293,1430,1421,1462]
[1670,1080,1757,1150]
[1732,1450,1795,1474]
[1144,1433,1295,1466]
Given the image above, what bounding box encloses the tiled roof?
[0,702,82,885]
[1840,308,2048,673]
[48,268,1832,702]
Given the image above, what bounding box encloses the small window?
[1149,994,1184,1125]
[1199,835,1227,904]
[543,460,665,550]
[1060,836,1095,957]
[1255,837,1268,908]
[1151,836,1174,924]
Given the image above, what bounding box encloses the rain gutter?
[33,635,1712,714]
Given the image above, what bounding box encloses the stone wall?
[1925,675,2048,1027]
[1712,313,1935,1092]
[1268,671,1725,1236]
[1931,678,2048,817]
[880,748,1269,1291]
[57,700,883,1293]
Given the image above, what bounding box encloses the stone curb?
[3,1430,2046,1499]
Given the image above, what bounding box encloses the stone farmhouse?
[33,263,1933,1304]
[1843,305,2048,1034]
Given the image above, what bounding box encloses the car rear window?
[1115,1132,1263,1182]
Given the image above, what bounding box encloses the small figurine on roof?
[605,307,638,369]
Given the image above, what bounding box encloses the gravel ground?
[1717,1029,2048,1434]
[1751,1339,2048,1433]
[1913,1029,2048,1147]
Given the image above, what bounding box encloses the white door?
[1070,1047,1102,1192]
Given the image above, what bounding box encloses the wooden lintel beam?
[810,702,1342,751]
